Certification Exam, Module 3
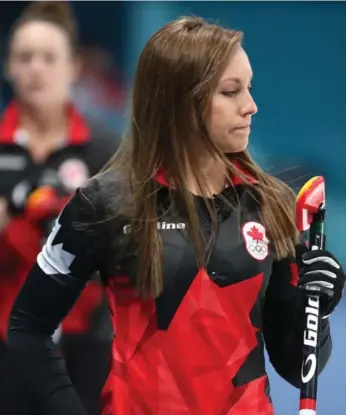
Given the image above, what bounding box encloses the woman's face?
[8,21,77,110]
[209,47,258,153]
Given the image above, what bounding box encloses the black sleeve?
[262,242,332,388]
[6,178,107,415]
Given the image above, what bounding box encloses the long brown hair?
[103,16,299,298]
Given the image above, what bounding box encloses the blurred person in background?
[0,2,119,414]
[6,16,346,415]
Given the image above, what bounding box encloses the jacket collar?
[154,160,258,189]
[0,101,90,146]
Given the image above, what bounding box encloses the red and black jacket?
[0,101,120,341]
[6,170,332,415]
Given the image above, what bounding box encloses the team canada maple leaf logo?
[242,221,269,261]
[247,225,263,243]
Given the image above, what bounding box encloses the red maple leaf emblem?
[247,225,263,242]
[158,271,268,414]
[107,271,272,415]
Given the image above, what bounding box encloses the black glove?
[298,249,346,317]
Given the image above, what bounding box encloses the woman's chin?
[222,135,249,154]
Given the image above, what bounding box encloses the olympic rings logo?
[248,244,267,254]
